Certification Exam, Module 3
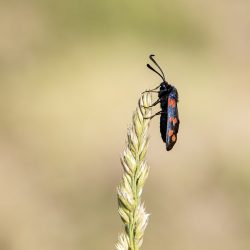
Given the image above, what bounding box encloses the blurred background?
[1,0,250,250]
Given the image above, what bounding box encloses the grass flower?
[116,93,152,250]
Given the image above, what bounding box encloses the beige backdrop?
[0,1,250,250]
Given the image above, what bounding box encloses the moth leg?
[139,98,160,109]
[143,111,167,120]
[141,90,159,94]
[141,82,162,94]
[138,98,160,117]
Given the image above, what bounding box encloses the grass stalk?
[116,93,152,250]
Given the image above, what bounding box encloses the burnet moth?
[140,55,180,151]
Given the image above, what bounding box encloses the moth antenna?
[147,63,165,83]
[149,54,166,81]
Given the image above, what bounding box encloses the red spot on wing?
[168,98,172,106]
[168,130,174,137]
[168,98,176,107]
[173,117,178,125]
[172,135,176,142]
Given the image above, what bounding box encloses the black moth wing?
[160,113,167,142]
[166,89,179,151]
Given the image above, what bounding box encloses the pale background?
[1,1,250,250]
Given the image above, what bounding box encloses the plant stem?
[116,93,152,250]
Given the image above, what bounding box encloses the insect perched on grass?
[140,54,180,151]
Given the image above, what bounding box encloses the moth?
[140,55,180,151]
